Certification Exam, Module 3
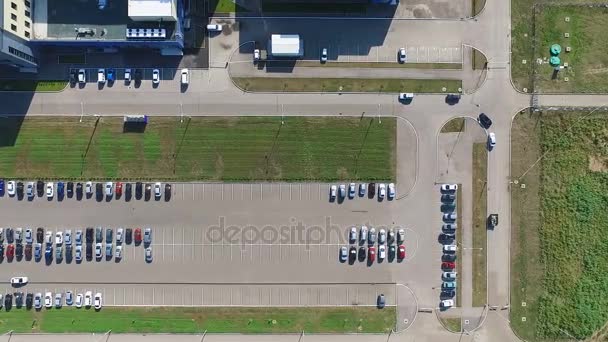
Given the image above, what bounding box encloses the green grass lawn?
[471,143,487,307]
[0,80,67,92]
[233,77,462,94]
[209,0,247,13]
[284,61,462,70]
[0,307,395,333]
[511,109,608,340]
[510,0,608,92]
[441,317,462,332]
[0,116,395,181]
[261,1,367,13]
[440,118,465,133]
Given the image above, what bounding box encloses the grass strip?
[472,142,487,307]
[0,307,396,333]
[0,80,67,92]
[0,116,395,182]
[441,118,465,133]
[286,61,462,70]
[233,77,462,93]
[209,0,248,13]
[261,1,367,13]
[442,317,462,332]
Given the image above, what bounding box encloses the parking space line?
[192,183,195,201]
[222,184,224,201]
[172,227,175,261]
[191,228,195,260]
[182,226,185,261]
[231,184,234,200]
[162,227,165,261]
[260,184,263,200]
[250,184,253,200]
[113,287,116,305]
[152,287,155,305]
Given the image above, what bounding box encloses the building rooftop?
[36,0,175,41]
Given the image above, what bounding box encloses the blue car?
[0,179,4,196]
[34,244,41,260]
[107,69,115,83]
[57,182,64,197]
[45,246,52,261]
[442,281,457,289]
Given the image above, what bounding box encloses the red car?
[398,245,406,259]
[6,244,15,258]
[116,182,123,196]
[134,228,142,243]
[441,261,455,269]
[368,246,376,263]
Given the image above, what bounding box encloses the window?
[24,31,30,38]
[11,13,17,20]
[8,46,38,64]
[10,24,17,32]
[11,2,17,10]
[25,21,30,28]
[25,10,30,18]
[25,0,31,7]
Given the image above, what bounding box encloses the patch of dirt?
[588,155,608,172]
[412,5,433,18]
[585,67,608,75]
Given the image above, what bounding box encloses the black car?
[14,292,23,308]
[377,294,386,309]
[487,214,499,229]
[144,183,151,200]
[125,228,132,244]
[441,194,456,202]
[446,94,461,104]
[134,69,142,83]
[15,243,23,258]
[164,183,172,200]
[69,70,77,85]
[135,182,143,199]
[36,227,44,243]
[358,246,366,261]
[36,180,44,197]
[478,113,492,129]
[85,227,93,243]
[16,182,24,196]
[442,253,457,262]
[67,182,74,197]
[441,290,456,299]
[125,183,132,199]
[4,293,12,310]
[76,182,83,197]
[96,182,103,197]
[85,243,93,260]
[439,233,455,241]
[6,228,13,243]
[25,293,33,309]
[368,183,376,199]
[0,244,4,259]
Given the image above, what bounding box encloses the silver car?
[143,228,152,244]
[145,247,153,262]
[368,228,377,244]
[340,246,348,261]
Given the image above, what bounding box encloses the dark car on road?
[125,183,132,199]
[478,113,492,129]
[125,228,132,244]
[15,243,23,258]
[57,182,64,197]
[37,181,44,197]
[445,94,461,105]
[26,293,33,309]
[67,182,74,198]
[86,243,93,261]
[16,182,24,197]
[164,183,172,200]
[144,183,152,200]
[135,182,143,200]
[86,228,93,243]
[76,182,83,197]
[368,183,376,199]
[36,227,44,243]
[5,293,12,310]
[96,183,103,198]
[487,214,499,229]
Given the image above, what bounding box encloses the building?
[0,0,38,72]
[269,34,303,58]
[0,0,185,72]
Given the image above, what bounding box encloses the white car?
[180,68,189,85]
[15,227,22,242]
[154,182,162,198]
[144,228,152,244]
[105,182,113,196]
[359,183,366,196]
[369,227,377,244]
[399,93,414,101]
[488,132,496,148]
[378,229,386,244]
[397,229,405,243]
[329,185,337,200]
[340,246,348,261]
[338,184,346,198]
[75,230,83,245]
[45,231,53,244]
[443,244,458,253]
[124,68,132,83]
[321,48,328,62]
[46,182,54,198]
[152,69,160,84]
[115,245,123,259]
[443,213,457,221]
[94,293,103,309]
[398,48,407,63]
[75,245,82,262]
[253,49,260,61]
[97,69,105,83]
[348,183,356,198]
[85,181,93,194]
[24,228,32,243]
[443,223,457,231]
[443,272,458,280]
[379,245,386,260]
[84,291,92,307]
[34,293,42,309]
[145,246,153,262]
[7,181,15,196]
[206,24,222,32]
[388,183,395,199]
[116,228,123,244]
[65,230,72,245]
[349,227,357,242]
[378,183,386,198]
[55,231,63,245]
[10,276,28,286]
[26,182,34,197]
[75,293,83,308]
[78,69,86,83]
[440,299,454,308]
[95,243,102,259]
[441,184,458,192]
[44,292,52,308]
[360,226,368,243]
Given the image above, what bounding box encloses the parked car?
[34,293,42,309]
[378,183,386,198]
[165,183,172,200]
[55,293,63,308]
[180,68,189,85]
[94,293,103,309]
[443,213,457,221]
[442,282,457,289]
[124,68,132,83]
[488,132,496,149]
[442,261,456,269]
[107,68,115,83]
[0,179,4,196]
[97,69,106,83]
[84,291,93,307]
[439,233,456,241]
[443,223,457,232]
[388,183,395,199]
[11,276,29,286]
[85,181,93,194]
[134,228,142,243]
[75,293,83,308]
[446,94,461,104]
[154,182,162,198]
[398,47,406,63]
[115,245,123,259]
[145,183,152,199]
[443,244,458,253]
[378,245,386,260]
[126,228,133,244]
[105,182,113,196]
[321,48,328,62]
[105,228,113,243]
[379,229,386,244]
[136,182,143,199]
[348,183,356,198]
[145,247,153,262]
[329,185,337,200]
[143,228,152,244]
[95,243,102,259]
[55,231,63,245]
[7,181,15,196]
[152,69,160,84]
[487,214,499,229]
[368,228,376,245]
[206,24,222,31]
[78,69,86,83]
[368,246,376,262]
[443,272,458,280]
[95,227,103,242]
[377,294,385,309]
[44,292,52,308]
[397,229,405,243]
[478,113,492,128]
[26,182,34,198]
[253,49,260,62]
[66,291,74,306]
[441,184,458,192]
[440,299,454,308]
[75,245,82,262]
[360,226,368,243]
[46,182,54,198]
[340,246,348,261]
[359,183,366,196]
[116,182,123,196]
[338,184,346,198]
[105,243,112,258]
[399,93,414,102]
[368,183,376,198]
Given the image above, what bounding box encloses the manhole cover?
[464,319,470,324]
[522,301,526,307]
[522,317,527,322]
[403,319,409,324]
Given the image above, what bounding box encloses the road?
[0,0,597,339]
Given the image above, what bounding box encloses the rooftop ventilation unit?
[126,28,167,39]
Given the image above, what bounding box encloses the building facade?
[0,0,38,72]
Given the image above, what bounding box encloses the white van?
[399,93,414,101]
[181,68,189,85]
[207,24,222,32]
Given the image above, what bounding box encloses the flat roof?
[128,0,175,19]
[270,34,302,56]
[39,0,175,41]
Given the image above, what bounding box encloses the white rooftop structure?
[128,0,177,22]
[270,34,304,57]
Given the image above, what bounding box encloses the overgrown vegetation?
[0,116,395,181]
[0,80,67,92]
[472,143,487,307]
[0,307,395,333]
[233,77,462,94]
[511,109,608,340]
